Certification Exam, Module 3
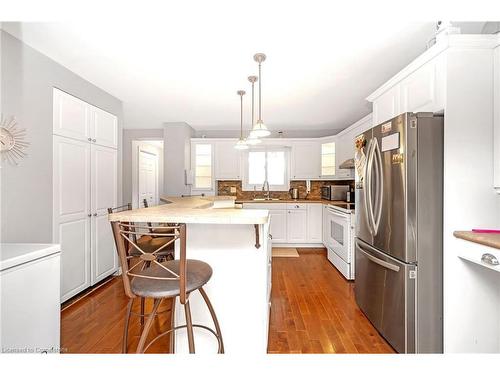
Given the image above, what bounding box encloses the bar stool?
[110,221,224,354]
[108,204,174,262]
[142,199,177,236]
[108,204,175,328]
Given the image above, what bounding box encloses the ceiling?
[1,16,486,135]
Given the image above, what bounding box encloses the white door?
[269,209,287,243]
[307,204,323,242]
[287,209,307,243]
[90,106,118,149]
[291,141,321,179]
[91,145,118,284]
[215,141,241,179]
[53,88,90,142]
[138,149,158,208]
[53,136,91,302]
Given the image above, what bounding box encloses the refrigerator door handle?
[364,139,376,235]
[356,240,401,272]
[372,139,384,235]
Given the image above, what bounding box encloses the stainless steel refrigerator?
[354,112,443,353]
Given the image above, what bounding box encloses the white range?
[323,202,356,280]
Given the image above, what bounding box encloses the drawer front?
[457,241,500,273]
[286,203,307,210]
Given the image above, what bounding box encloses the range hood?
[339,158,355,169]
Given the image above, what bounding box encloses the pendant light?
[245,75,261,145]
[250,53,271,137]
[234,90,249,150]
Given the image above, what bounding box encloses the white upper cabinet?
[400,54,446,115]
[90,106,118,149]
[191,141,215,191]
[372,84,401,125]
[369,52,446,126]
[53,88,90,142]
[291,141,321,179]
[215,141,241,180]
[495,46,500,193]
[53,88,118,149]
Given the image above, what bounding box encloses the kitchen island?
[108,196,271,354]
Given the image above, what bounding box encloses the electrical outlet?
[230,186,237,193]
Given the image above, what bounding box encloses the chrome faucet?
[262,180,270,200]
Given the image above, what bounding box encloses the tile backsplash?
[217,180,354,200]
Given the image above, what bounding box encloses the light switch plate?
[230,186,236,193]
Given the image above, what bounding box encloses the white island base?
[173,223,271,354]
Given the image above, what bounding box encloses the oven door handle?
[327,207,350,219]
[356,240,400,272]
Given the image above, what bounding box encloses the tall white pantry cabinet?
[52,88,119,302]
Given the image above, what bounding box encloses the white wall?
[443,47,500,352]
[0,30,124,242]
[163,122,194,196]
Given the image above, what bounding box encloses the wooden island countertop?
[453,231,500,250]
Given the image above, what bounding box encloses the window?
[193,143,213,190]
[243,148,289,191]
[321,142,335,176]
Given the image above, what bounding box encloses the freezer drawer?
[354,238,416,353]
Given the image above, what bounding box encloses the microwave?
[321,185,350,201]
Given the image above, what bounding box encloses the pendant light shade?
[234,90,249,150]
[246,75,262,145]
[251,53,270,138]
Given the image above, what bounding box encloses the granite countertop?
[108,196,269,225]
[453,231,500,250]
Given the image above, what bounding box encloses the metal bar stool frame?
[110,221,224,354]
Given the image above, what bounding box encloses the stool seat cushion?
[129,236,174,257]
[130,260,212,298]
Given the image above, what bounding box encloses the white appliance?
[324,204,355,279]
[0,243,61,353]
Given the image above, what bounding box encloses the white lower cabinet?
[244,202,322,244]
[307,204,322,242]
[286,209,307,243]
[269,209,287,243]
[53,135,118,302]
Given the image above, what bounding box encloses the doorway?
[131,140,163,209]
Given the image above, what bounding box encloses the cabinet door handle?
[481,253,499,266]
[87,213,92,217]
[87,137,92,142]
[92,139,96,143]
[93,213,98,217]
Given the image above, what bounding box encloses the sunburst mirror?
[0,114,29,165]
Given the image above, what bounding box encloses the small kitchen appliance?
[289,187,299,200]
[321,185,350,201]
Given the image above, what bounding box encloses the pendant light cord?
[251,80,255,126]
[258,62,262,122]
[240,93,243,137]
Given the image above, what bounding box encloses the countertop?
[108,196,269,224]
[0,243,61,271]
[237,198,355,212]
[236,198,332,204]
[453,231,500,250]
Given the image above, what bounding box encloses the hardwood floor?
[268,248,394,353]
[60,248,394,354]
